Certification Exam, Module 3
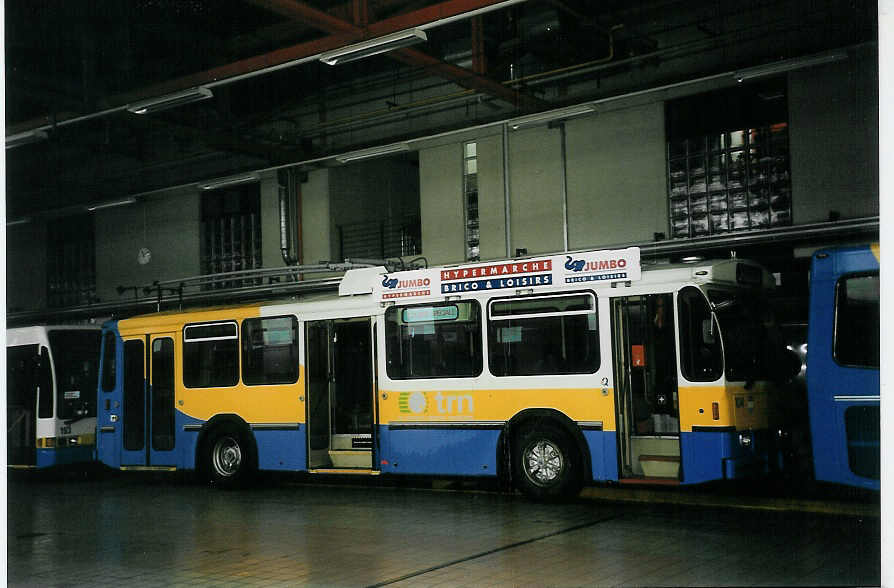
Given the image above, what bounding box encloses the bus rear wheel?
[513,424,581,500]
[204,424,255,489]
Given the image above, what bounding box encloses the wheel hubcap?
[212,436,242,477]
[523,439,564,486]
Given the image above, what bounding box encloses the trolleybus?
[7,325,102,468]
[95,247,790,497]
[806,244,880,490]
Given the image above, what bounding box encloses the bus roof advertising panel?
[374,247,640,303]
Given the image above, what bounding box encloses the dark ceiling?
[5,0,877,220]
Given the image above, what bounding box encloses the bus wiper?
[712,299,737,311]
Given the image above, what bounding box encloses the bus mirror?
[784,349,802,380]
[701,318,715,344]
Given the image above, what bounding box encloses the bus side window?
[677,287,722,382]
[488,293,598,377]
[384,302,482,379]
[834,273,880,368]
[242,316,299,385]
[183,322,239,388]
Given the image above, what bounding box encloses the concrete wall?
[789,47,879,224]
[506,126,565,255]
[301,168,331,265]
[94,189,201,304]
[419,143,464,266]
[477,135,507,261]
[260,172,285,269]
[6,221,47,312]
[567,102,668,248]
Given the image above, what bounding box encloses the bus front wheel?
[204,424,256,488]
[513,424,581,500]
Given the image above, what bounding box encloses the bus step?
[308,468,381,476]
[328,450,372,468]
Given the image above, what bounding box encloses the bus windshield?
[48,330,102,421]
[708,289,783,382]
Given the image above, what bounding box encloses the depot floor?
[7,472,881,587]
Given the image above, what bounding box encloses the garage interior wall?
[507,125,565,256]
[94,189,201,304]
[301,168,331,267]
[789,45,879,224]
[476,134,508,262]
[260,172,286,270]
[6,222,48,313]
[420,143,465,266]
[5,53,880,312]
[329,157,421,262]
[567,102,668,249]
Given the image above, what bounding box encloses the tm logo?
[565,256,585,272]
[398,392,474,415]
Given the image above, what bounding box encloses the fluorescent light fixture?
[6,217,32,227]
[733,51,847,83]
[199,173,259,191]
[86,197,137,211]
[336,143,410,163]
[6,130,48,149]
[127,87,213,115]
[319,29,428,66]
[508,104,596,131]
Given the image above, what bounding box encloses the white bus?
[96,247,791,498]
[7,325,102,468]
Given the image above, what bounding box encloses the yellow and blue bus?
[95,247,790,497]
[7,325,102,468]
[806,244,879,490]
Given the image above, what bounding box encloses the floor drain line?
[367,514,622,588]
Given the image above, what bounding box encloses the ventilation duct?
[279,169,301,266]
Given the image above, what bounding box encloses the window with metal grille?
[200,183,262,288]
[463,142,480,261]
[337,215,421,260]
[666,81,792,238]
[47,215,96,307]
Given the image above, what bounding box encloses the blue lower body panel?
[378,426,500,476]
[584,430,618,482]
[35,446,95,468]
[255,427,306,471]
[680,429,770,484]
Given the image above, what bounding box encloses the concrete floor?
[7,472,881,587]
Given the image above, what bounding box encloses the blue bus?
[806,244,879,490]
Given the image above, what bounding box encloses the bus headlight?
[738,432,753,448]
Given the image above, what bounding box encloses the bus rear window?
[835,273,879,368]
[488,293,599,376]
[385,302,482,379]
[48,330,101,420]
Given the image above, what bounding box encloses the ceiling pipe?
[279,169,301,266]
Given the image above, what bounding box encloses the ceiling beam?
[9,0,537,134]
[247,0,545,110]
